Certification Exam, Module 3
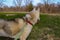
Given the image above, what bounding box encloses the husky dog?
[0,8,40,40]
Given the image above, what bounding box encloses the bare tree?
[13,0,33,7]
[24,0,32,6]
[42,0,54,13]
[13,0,22,7]
[0,0,5,7]
[42,0,54,4]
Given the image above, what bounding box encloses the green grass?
[0,13,60,40]
[27,14,60,40]
[0,13,25,20]
[0,12,26,14]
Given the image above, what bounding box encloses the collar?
[23,17,33,25]
[25,19,33,25]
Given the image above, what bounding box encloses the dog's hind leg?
[20,24,32,40]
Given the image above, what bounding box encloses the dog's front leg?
[20,24,32,40]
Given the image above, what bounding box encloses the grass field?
[27,14,60,40]
[0,13,60,40]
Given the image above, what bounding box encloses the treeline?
[0,2,33,12]
[38,3,60,13]
[0,0,60,13]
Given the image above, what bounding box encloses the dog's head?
[30,8,40,21]
[25,8,40,25]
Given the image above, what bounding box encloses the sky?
[3,0,60,6]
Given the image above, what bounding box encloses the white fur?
[0,8,40,40]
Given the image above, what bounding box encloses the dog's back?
[3,18,25,36]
